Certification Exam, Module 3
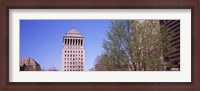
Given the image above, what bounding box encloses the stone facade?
[61,28,85,71]
[20,57,41,71]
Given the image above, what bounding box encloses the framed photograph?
[1,0,199,91]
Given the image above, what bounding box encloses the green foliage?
[93,20,133,71]
[94,20,175,71]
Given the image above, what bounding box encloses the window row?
[64,38,83,46]
[20,61,35,65]
[169,54,180,60]
[65,50,83,53]
[64,62,83,64]
[64,58,84,61]
[64,54,83,57]
[168,49,180,56]
[64,66,84,68]
[171,32,180,39]
[170,36,180,43]
[168,25,180,33]
[165,20,179,26]
[64,69,83,71]
[171,40,180,47]
[165,20,179,28]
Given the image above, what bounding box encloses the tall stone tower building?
[61,28,85,71]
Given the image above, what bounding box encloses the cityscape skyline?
[20,20,110,71]
[20,20,180,71]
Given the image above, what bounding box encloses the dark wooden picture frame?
[0,0,199,91]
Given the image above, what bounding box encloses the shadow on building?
[160,20,180,71]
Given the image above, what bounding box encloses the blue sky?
[20,20,110,71]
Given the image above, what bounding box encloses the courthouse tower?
[61,28,85,71]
